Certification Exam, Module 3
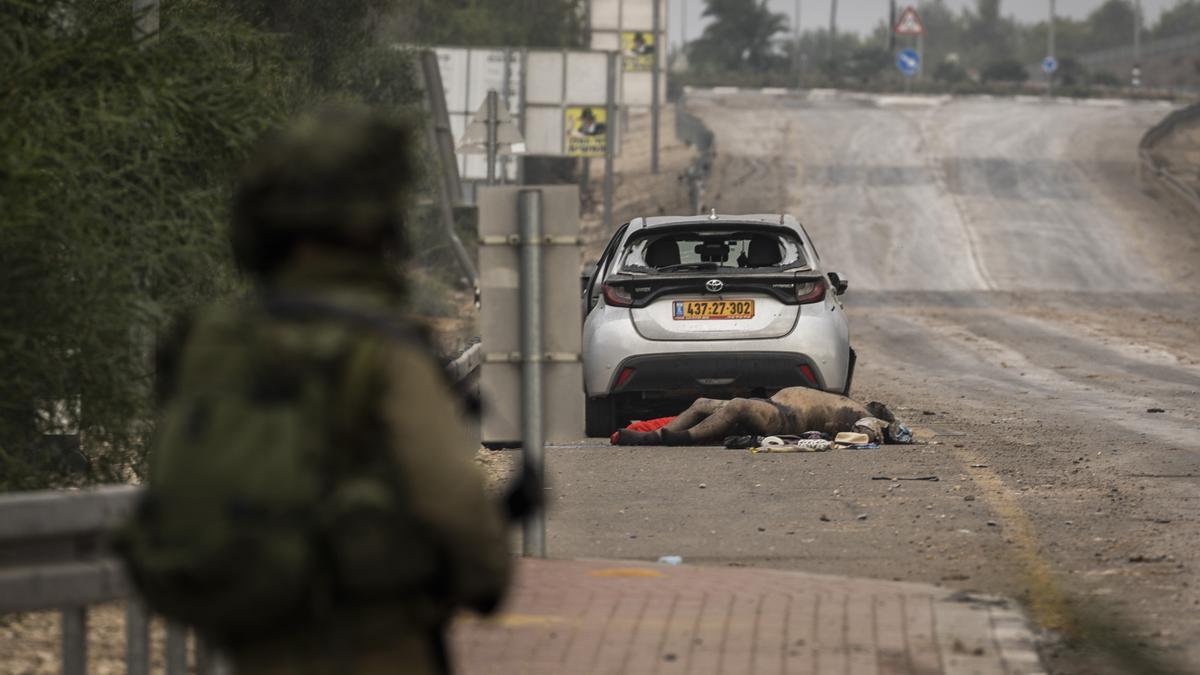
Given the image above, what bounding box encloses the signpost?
[1046,0,1057,97]
[893,5,924,83]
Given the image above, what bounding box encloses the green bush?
[0,0,299,489]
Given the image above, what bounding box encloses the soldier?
[119,105,511,675]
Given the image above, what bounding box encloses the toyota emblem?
[705,279,724,293]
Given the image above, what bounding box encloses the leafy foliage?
[689,0,789,74]
[0,0,302,489]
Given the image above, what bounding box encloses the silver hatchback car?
[581,213,854,437]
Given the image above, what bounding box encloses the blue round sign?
[1042,56,1058,74]
[896,49,921,77]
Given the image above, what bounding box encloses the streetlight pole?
[1047,0,1056,97]
[793,0,801,88]
[1132,0,1142,88]
[827,0,838,63]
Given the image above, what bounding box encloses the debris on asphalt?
[854,417,889,443]
[657,555,683,565]
[819,514,831,522]
[871,475,940,481]
[1129,554,1169,563]
[834,431,872,447]
[750,437,832,453]
[1151,518,1173,524]
[698,482,707,489]
[887,422,914,444]
[964,495,976,502]
[987,520,998,527]
[856,514,868,521]
[970,463,989,468]
[1147,408,1166,413]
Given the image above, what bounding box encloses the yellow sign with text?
[564,106,607,157]
[621,31,656,72]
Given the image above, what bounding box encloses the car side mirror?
[828,272,849,295]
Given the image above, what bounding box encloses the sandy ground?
[535,91,1200,675]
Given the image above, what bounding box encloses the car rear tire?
[585,396,616,437]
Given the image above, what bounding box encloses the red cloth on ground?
[627,416,676,432]
[610,416,677,445]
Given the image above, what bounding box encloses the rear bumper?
[608,352,825,394]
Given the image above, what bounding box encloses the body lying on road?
[613,387,899,446]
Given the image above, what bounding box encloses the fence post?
[165,622,189,675]
[126,601,150,675]
[61,607,87,675]
[518,189,546,558]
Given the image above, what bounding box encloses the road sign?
[896,49,921,77]
[894,6,925,36]
[1042,56,1058,74]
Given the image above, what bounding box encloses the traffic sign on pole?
[1041,56,1058,75]
[893,6,924,36]
[896,49,920,77]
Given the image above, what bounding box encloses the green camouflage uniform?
[132,106,510,675]
[228,253,510,675]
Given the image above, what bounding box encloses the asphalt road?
[522,92,1200,674]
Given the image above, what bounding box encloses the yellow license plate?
[672,299,755,320]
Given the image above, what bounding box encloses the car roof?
[628,213,801,233]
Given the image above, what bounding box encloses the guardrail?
[1139,101,1200,216]
[0,347,485,674]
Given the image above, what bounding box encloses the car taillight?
[795,279,827,304]
[602,283,633,307]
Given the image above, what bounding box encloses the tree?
[964,0,1017,64]
[0,0,302,489]
[689,0,789,73]
[1153,0,1200,39]
[1085,0,1139,51]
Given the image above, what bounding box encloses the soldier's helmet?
[231,104,420,277]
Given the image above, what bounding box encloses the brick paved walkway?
[452,558,1044,675]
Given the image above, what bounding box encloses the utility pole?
[1047,0,1056,97]
[888,0,896,53]
[827,0,838,63]
[651,0,661,174]
[681,0,691,53]
[1132,0,1142,88]
[603,51,617,231]
[793,0,802,88]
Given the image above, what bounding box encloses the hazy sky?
[670,0,1178,46]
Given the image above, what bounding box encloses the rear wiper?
[655,262,720,272]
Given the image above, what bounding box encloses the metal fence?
[1077,31,1200,70]
[0,347,484,674]
[1139,101,1200,217]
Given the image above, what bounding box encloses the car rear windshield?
[617,228,807,273]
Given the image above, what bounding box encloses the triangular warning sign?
[894,6,925,36]
[457,94,526,155]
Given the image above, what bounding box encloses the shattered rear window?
[617,229,807,273]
